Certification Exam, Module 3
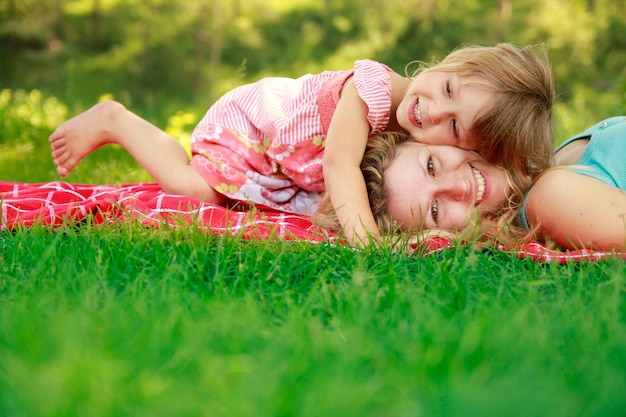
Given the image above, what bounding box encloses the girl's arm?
[323,78,381,245]
[526,168,626,251]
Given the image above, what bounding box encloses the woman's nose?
[441,174,470,201]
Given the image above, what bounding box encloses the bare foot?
[49,101,124,176]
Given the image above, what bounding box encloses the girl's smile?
[409,98,423,128]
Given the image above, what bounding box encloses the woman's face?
[384,142,510,232]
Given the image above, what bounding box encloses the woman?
[362,119,626,253]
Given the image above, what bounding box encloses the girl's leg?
[49,100,225,204]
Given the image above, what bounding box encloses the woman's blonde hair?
[315,130,533,246]
[411,43,556,179]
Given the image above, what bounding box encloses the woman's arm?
[323,78,381,245]
[526,168,626,250]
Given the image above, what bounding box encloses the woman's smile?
[471,165,491,204]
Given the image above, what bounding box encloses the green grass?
[1,225,625,416]
[1,94,626,416]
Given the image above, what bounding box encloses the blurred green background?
[1,0,625,145]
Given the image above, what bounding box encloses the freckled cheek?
[405,202,425,229]
[389,198,421,228]
[465,137,481,151]
[449,205,472,230]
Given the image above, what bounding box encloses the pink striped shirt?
[189,59,394,214]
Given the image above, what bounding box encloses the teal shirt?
[518,116,626,230]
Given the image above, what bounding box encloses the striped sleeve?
[352,59,393,134]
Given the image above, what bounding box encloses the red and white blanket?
[1,181,624,263]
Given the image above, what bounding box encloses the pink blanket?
[1,181,624,263]
[0,181,330,242]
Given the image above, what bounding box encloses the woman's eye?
[427,156,435,176]
[452,119,459,138]
[431,200,439,223]
[445,81,452,96]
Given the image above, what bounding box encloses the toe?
[57,165,69,177]
[52,150,70,165]
[50,137,66,150]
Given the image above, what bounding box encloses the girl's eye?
[431,200,439,224]
[445,82,459,139]
[427,156,435,176]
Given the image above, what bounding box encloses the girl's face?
[396,71,494,151]
[384,142,510,232]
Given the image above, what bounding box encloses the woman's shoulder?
[529,169,574,197]
[524,169,577,226]
[526,166,626,250]
[526,165,623,224]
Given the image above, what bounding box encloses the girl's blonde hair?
[315,131,533,246]
[412,43,556,180]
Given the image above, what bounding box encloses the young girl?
[51,43,554,245]
[515,117,626,251]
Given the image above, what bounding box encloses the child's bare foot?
[49,101,125,176]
